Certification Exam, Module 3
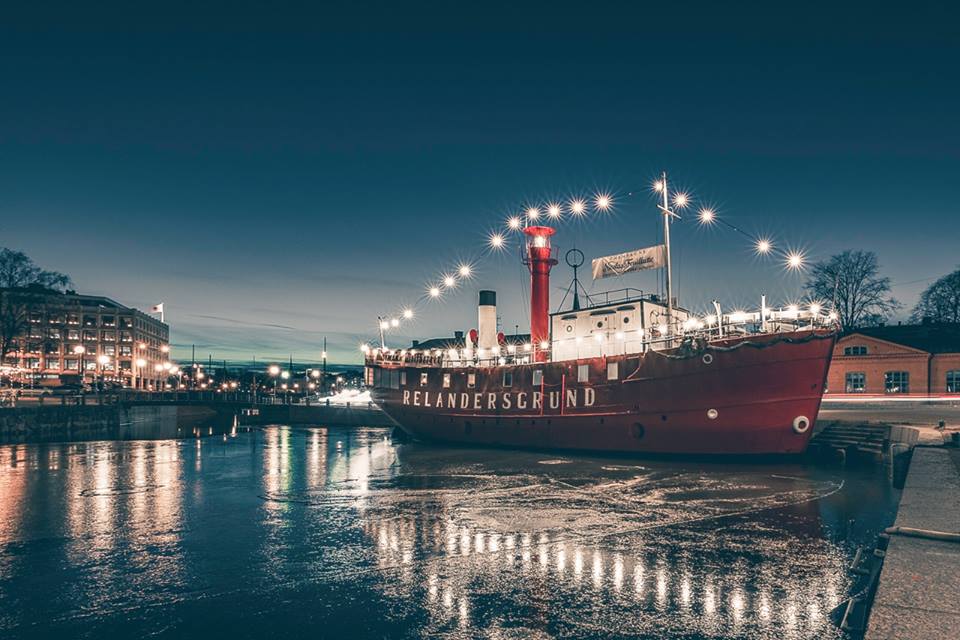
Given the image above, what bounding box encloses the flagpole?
[660,171,674,341]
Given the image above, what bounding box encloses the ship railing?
[364,307,836,367]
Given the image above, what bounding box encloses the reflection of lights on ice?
[574,548,583,579]
[633,562,644,597]
[656,569,667,604]
[592,551,603,588]
[681,578,691,606]
[613,554,624,592]
[731,590,744,621]
[427,574,438,601]
[759,593,771,619]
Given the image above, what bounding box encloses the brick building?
[826,322,960,396]
[3,291,171,389]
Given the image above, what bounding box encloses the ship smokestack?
[522,226,558,362]
[478,290,497,351]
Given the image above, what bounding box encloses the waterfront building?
[826,321,960,396]
[3,291,170,389]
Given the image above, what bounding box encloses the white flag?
[592,244,666,279]
[151,303,164,314]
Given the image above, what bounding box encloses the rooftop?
[845,322,960,354]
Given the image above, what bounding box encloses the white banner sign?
[591,244,666,279]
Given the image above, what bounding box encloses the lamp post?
[135,358,146,391]
[97,354,110,390]
[73,345,86,386]
[280,370,290,404]
[268,365,280,398]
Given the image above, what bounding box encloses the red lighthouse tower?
[522,225,558,362]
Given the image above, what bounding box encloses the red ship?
[365,174,837,455]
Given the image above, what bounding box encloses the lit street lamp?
[73,345,86,385]
[96,354,110,390]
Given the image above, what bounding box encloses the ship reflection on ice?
[0,426,898,639]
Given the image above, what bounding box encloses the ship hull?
[369,330,836,456]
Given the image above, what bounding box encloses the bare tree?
[0,248,72,363]
[804,250,899,330]
[911,268,960,324]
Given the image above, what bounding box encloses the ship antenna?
[558,247,589,311]
[657,171,679,342]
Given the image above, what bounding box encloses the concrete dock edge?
[865,447,960,639]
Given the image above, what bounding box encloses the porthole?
[702,353,714,365]
[596,321,604,328]
[566,325,573,333]
[623,317,630,324]
[707,408,718,420]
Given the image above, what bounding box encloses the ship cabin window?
[400,371,406,386]
[884,371,909,394]
[948,371,960,393]
[443,373,451,388]
[843,345,868,356]
[420,372,429,386]
[607,362,619,381]
[502,370,513,387]
[532,370,543,386]
[467,373,476,389]
[845,372,865,393]
[577,364,589,383]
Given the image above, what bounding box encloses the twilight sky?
[2,2,958,364]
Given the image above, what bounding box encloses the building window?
[399,371,407,386]
[83,330,97,342]
[467,373,476,389]
[843,345,868,356]
[577,364,589,383]
[845,372,866,393]
[119,317,133,329]
[66,314,80,325]
[67,329,80,341]
[65,359,79,371]
[119,345,132,356]
[120,332,133,343]
[443,373,451,388]
[84,360,97,371]
[48,328,61,340]
[102,315,116,327]
[884,371,909,394]
[947,371,960,393]
[532,370,543,386]
[100,330,116,341]
[83,315,97,327]
[502,370,513,387]
[607,362,619,381]
[419,372,428,386]
[103,345,116,356]
[49,313,64,324]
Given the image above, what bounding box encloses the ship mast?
[658,171,676,340]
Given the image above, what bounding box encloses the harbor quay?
[865,446,960,639]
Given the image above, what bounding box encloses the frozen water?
[0,425,899,639]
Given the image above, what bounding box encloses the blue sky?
[2,2,957,363]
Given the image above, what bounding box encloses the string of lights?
[372,175,811,345]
